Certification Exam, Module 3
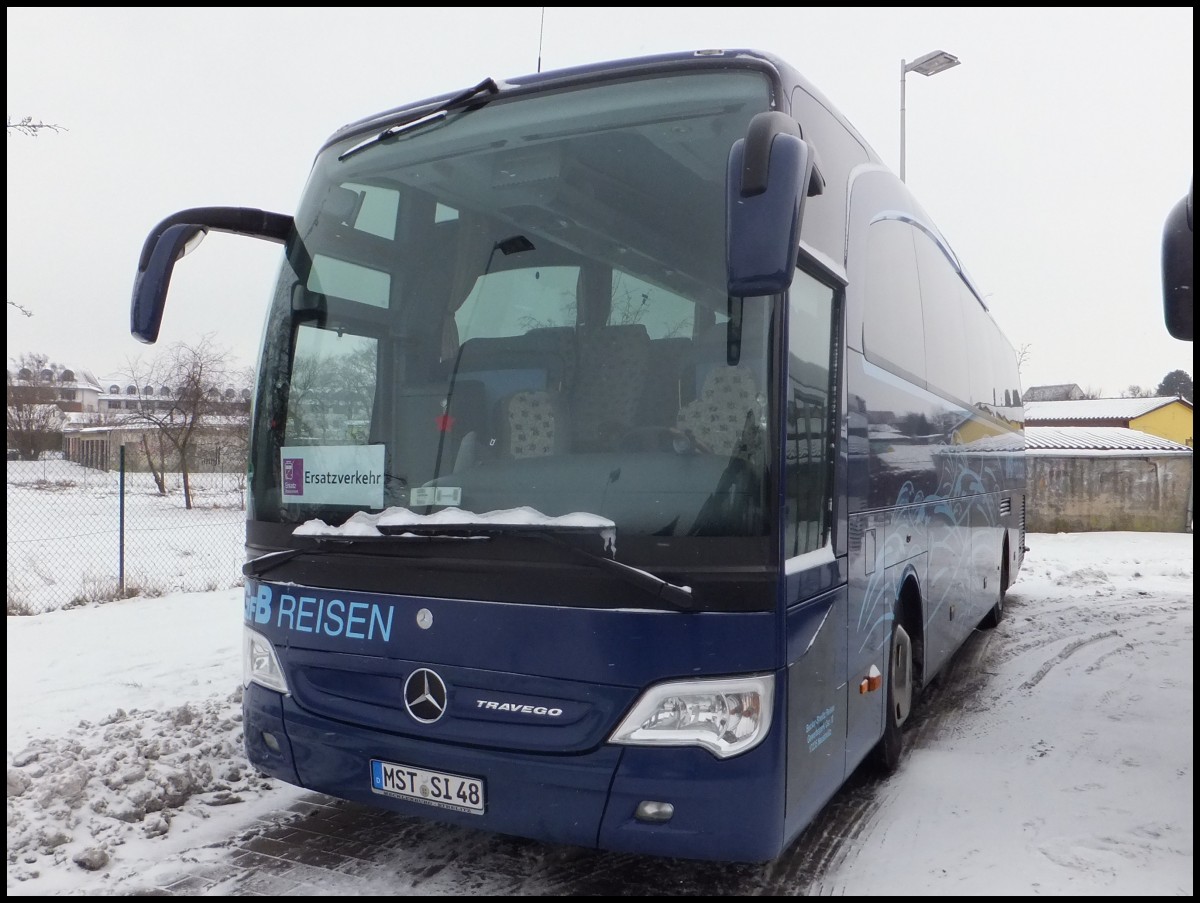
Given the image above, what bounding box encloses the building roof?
[7,366,102,391]
[1025,426,1192,454]
[1024,396,1192,422]
[1023,384,1083,402]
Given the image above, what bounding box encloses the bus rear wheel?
[869,621,912,774]
[980,548,1010,629]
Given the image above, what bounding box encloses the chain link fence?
[7,452,247,615]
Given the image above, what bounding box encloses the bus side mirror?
[726,111,817,297]
[131,223,207,344]
[1162,180,1193,341]
[130,206,294,344]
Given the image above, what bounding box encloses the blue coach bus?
[131,49,1025,862]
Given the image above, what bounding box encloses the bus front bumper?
[243,682,786,862]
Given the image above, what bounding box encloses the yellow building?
[1024,396,1193,447]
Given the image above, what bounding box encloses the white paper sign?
[409,486,463,507]
[280,445,386,508]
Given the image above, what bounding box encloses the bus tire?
[869,620,912,774]
[980,546,1009,630]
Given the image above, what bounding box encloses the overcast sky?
[6,7,1194,395]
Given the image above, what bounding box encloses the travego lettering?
[475,700,563,717]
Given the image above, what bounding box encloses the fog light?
[261,731,281,753]
[635,800,675,823]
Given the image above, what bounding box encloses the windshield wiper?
[338,77,501,161]
[530,530,697,613]
[243,546,319,579]
[242,533,486,580]
[374,523,697,613]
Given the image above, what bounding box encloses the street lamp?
[899,50,960,182]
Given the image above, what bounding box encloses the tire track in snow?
[1020,630,1120,691]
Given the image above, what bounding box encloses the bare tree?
[215,364,255,509]
[285,344,374,444]
[1080,385,1105,399]
[7,118,65,317]
[121,335,240,509]
[7,117,65,317]
[119,356,171,494]
[6,116,65,137]
[6,353,67,459]
[1016,343,1032,376]
[6,401,64,460]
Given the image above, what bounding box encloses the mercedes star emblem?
[403,668,448,723]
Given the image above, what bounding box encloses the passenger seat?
[676,365,765,458]
[492,324,654,457]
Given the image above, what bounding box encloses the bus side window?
[862,220,926,387]
[786,269,836,557]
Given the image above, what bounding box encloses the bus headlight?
[243,627,289,694]
[609,674,774,759]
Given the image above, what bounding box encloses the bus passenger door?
[784,580,848,835]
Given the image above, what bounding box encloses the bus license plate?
[370,759,485,814]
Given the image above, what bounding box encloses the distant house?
[93,374,253,416]
[1025,426,1192,533]
[60,378,253,472]
[1023,384,1085,402]
[5,365,253,470]
[6,365,104,458]
[1024,396,1193,448]
[6,365,103,414]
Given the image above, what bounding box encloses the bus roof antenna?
[537,8,545,73]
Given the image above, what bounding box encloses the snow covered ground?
[6,458,245,615]
[6,531,1193,895]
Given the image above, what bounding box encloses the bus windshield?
[249,70,783,553]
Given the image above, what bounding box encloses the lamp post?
[899,50,960,182]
